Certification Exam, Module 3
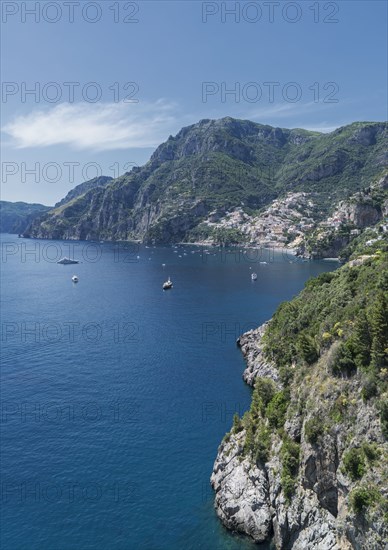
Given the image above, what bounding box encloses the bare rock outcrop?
[237,323,280,387]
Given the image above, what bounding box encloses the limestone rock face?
[211,323,388,549]
[347,203,381,228]
[211,432,272,543]
[25,119,387,244]
[237,323,280,387]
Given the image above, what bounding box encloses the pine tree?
[337,340,356,376]
[232,412,242,433]
[250,389,262,419]
[297,333,318,364]
[352,310,372,370]
[244,421,254,455]
[369,294,388,371]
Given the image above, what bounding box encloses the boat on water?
[163,277,173,290]
[58,257,79,265]
[72,275,79,283]
[251,273,258,281]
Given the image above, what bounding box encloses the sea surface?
[0,234,338,550]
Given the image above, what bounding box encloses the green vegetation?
[361,442,381,462]
[280,438,300,501]
[262,252,388,399]
[266,390,290,429]
[342,442,381,481]
[342,448,366,480]
[26,119,387,243]
[188,224,247,245]
[237,249,387,509]
[232,413,243,434]
[304,417,325,444]
[378,399,388,438]
[242,378,291,463]
[350,486,381,513]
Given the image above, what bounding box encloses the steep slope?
[26,118,387,243]
[211,248,388,548]
[55,176,113,207]
[0,201,51,234]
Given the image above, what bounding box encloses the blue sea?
[0,235,337,550]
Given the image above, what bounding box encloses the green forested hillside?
[230,249,387,530]
[26,118,387,243]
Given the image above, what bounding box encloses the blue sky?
[1,0,387,204]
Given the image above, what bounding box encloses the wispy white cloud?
[2,100,181,151]
[3,99,345,152]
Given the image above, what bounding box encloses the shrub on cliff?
[232,413,243,434]
[304,417,325,444]
[342,447,366,481]
[350,486,380,513]
[252,377,276,418]
[280,438,300,501]
[266,390,289,429]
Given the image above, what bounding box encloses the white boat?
[57,257,79,265]
[251,273,258,281]
[72,275,79,283]
[163,277,173,290]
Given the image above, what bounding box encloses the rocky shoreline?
[237,323,280,387]
[211,322,388,549]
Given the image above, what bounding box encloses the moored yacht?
[163,277,173,290]
[58,257,79,265]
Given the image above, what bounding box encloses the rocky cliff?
[211,252,388,549]
[0,201,51,234]
[237,323,279,387]
[25,119,387,244]
[300,173,388,260]
[54,176,113,207]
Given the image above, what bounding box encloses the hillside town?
[201,174,388,257]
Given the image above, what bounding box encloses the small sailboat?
[72,275,79,283]
[251,272,258,281]
[163,277,173,290]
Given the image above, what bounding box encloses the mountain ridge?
[0,201,52,234]
[24,118,387,244]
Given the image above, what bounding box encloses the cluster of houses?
[202,183,388,251]
[204,192,319,248]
